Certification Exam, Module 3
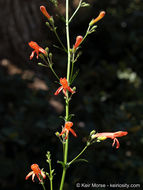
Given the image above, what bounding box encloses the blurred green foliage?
[0,0,143,189]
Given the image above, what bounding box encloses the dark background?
[0,0,143,189]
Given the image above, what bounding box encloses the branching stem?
[69,0,83,23]
[68,145,88,166]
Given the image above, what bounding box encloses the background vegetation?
[0,0,143,189]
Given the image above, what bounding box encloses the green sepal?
[39,54,45,59]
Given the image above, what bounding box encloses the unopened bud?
[40,6,51,20]
[38,63,46,67]
[45,47,49,53]
[55,132,60,137]
[81,2,90,7]
[90,130,96,136]
[73,36,83,50]
[72,87,76,91]
[89,11,106,26]
[49,53,52,59]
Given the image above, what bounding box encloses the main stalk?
[59,0,71,189]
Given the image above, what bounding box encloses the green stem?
[66,0,71,82]
[49,161,53,190]
[70,52,75,82]
[59,0,71,189]
[81,25,91,45]
[59,168,66,190]
[41,182,46,190]
[69,0,83,23]
[49,65,60,80]
[42,56,59,80]
[68,145,88,166]
[53,27,67,53]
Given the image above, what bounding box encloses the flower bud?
[55,132,60,137]
[40,6,51,20]
[45,47,49,53]
[81,2,90,7]
[90,130,96,136]
[73,36,83,50]
[38,63,47,67]
[49,53,52,60]
[89,11,106,26]
[72,87,76,91]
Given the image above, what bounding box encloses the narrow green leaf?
[46,172,50,178]
[57,160,65,168]
[72,159,88,164]
[59,116,65,120]
[70,69,79,84]
[51,169,55,174]
[68,114,75,121]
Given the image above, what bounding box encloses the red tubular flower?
[40,6,51,20]
[93,131,128,149]
[54,77,75,97]
[73,36,83,50]
[25,164,46,182]
[29,41,47,60]
[90,11,106,26]
[59,122,77,139]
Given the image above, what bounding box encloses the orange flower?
[59,122,77,139]
[29,41,47,60]
[25,164,46,182]
[54,77,75,97]
[40,6,51,20]
[92,131,128,149]
[90,11,106,26]
[73,36,83,50]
